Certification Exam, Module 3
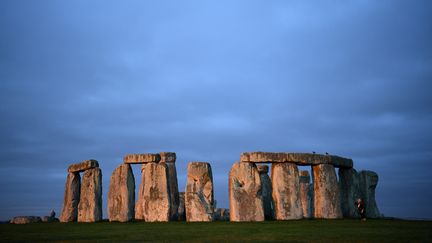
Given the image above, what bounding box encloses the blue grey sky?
[1,0,431,220]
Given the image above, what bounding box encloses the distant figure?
[50,209,56,218]
[325,152,329,155]
[354,198,366,221]
[312,151,316,154]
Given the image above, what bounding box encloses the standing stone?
[359,170,380,218]
[108,164,135,222]
[229,162,264,222]
[185,162,214,222]
[312,164,342,219]
[257,165,274,220]
[160,152,179,221]
[78,167,102,222]
[178,192,186,221]
[141,162,171,222]
[339,168,361,218]
[299,170,313,219]
[271,163,303,220]
[135,164,146,220]
[59,172,80,222]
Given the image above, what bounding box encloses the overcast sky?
[1,0,431,220]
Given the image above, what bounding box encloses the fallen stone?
[339,168,361,218]
[271,163,303,220]
[161,152,179,221]
[141,162,171,222]
[67,159,99,173]
[10,216,42,224]
[185,162,214,222]
[312,164,342,219]
[78,167,102,222]
[123,153,161,164]
[299,170,313,218]
[59,172,80,222]
[229,162,264,222]
[108,164,135,222]
[178,192,186,221]
[42,216,59,223]
[359,170,381,218]
[240,152,353,168]
[257,165,274,220]
[214,208,230,221]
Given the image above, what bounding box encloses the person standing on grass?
[354,198,366,221]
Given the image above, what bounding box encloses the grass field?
[0,219,431,242]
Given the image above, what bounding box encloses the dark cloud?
[1,0,432,220]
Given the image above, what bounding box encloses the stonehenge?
[229,162,264,221]
[185,162,214,222]
[59,151,380,223]
[78,167,103,222]
[59,172,80,222]
[60,160,102,223]
[299,170,313,218]
[312,164,342,219]
[108,164,135,222]
[271,163,303,220]
[257,165,274,220]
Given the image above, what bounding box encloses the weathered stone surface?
[67,159,99,173]
[359,170,380,218]
[185,162,214,222]
[59,172,80,222]
[312,164,342,219]
[108,164,135,222]
[299,170,313,218]
[257,165,274,220]
[229,162,264,222]
[240,152,353,168]
[78,167,102,222]
[123,153,160,164]
[271,163,303,220]
[339,168,361,218]
[140,162,171,222]
[159,152,176,163]
[214,208,230,221]
[134,164,146,220]
[10,216,42,224]
[178,192,186,221]
[164,156,179,221]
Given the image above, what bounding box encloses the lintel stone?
[67,159,99,173]
[123,153,161,164]
[240,152,353,168]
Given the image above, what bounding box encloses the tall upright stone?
[359,170,380,218]
[141,162,171,222]
[185,162,214,222]
[339,168,361,218]
[59,172,81,222]
[271,163,303,220]
[135,164,146,220]
[312,164,342,219]
[178,192,186,221]
[78,167,102,222]
[160,152,179,221]
[108,164,135,222]
[299,170,313,219]
[257,165,274,220]
[229,162,264,222]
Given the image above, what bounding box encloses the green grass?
[0,219,431,242]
